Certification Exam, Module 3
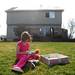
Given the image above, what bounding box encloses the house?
[0,35,7,41]
[6,7,67,41]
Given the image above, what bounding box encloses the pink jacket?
[16,40,30,59]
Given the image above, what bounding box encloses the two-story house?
[6,7,67,41]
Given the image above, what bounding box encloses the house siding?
[7,11,62,25]
[7,25,18,40]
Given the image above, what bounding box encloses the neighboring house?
[0,35,6,41]
[6,7,67,41]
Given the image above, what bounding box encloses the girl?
[12,31,40,72]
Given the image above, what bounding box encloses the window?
[45,12,55,19]
[49,12,55,18]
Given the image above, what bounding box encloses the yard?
[0,42,75,75]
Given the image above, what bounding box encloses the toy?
[40,53,69,66]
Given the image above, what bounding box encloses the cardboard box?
[40,53,69,66]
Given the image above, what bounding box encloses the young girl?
[12,31,40,72]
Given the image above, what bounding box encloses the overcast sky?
[0,0,75,35]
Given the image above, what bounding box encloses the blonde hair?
[21,31,32,42]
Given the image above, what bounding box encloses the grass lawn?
[0,42,75,75]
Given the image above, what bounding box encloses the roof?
[6,7,64,12]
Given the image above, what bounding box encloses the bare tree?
[68,19,75,39]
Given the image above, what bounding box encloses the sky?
[0,0,75,36]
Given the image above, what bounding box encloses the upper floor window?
[45,12,55,19]
[49,12,55,18]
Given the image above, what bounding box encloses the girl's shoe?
[12,66,23,73]
[28,61,35,69]
[31,62,35,69]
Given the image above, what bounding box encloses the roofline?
[6,9,64,13]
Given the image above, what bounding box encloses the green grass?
[0,42,75,75]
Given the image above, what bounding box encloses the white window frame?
[49,12,55,19]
